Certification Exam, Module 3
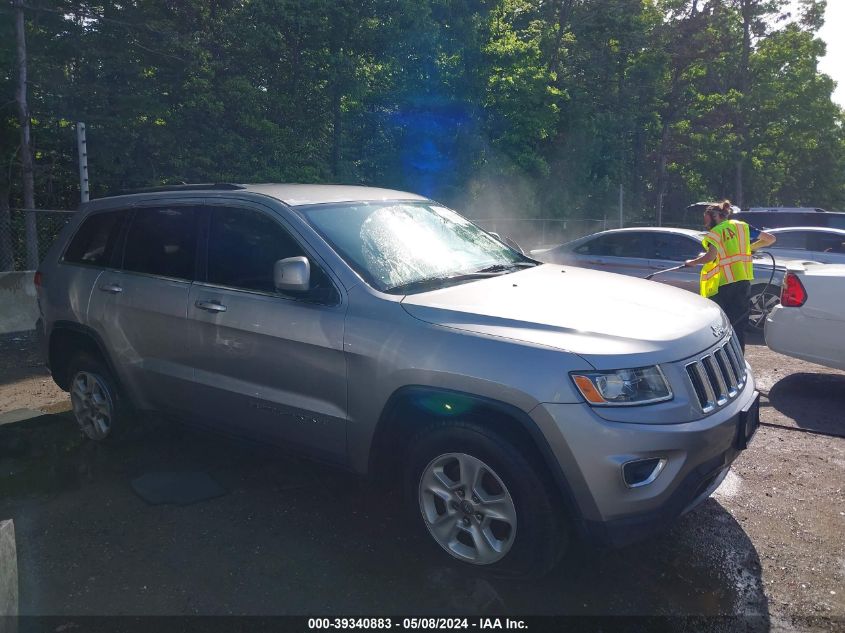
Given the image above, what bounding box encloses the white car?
[765,263,845,371]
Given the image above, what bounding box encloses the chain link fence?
[0,209,75,272]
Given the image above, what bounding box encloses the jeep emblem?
[711,325,725,337]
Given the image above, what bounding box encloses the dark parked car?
[733,207,845,230]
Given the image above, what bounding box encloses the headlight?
[571,366,672,406]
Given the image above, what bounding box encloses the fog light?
[623,458,667,488]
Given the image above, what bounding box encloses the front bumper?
[530,373,758,547]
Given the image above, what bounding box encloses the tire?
[67,352,130,441]
[748,284,780,330]
[404,419,568,577]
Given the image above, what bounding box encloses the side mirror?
[274,256,310,292]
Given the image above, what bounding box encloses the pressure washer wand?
[644,264,687,280]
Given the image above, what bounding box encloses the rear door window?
[122,207,198,280]
[63,210,127,267]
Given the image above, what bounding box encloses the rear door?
[185,203,347,462]
[57,209,129,332]
[647,232,703,293]
[88,204,199,413]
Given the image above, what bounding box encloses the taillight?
[34,270,43,289]
[781,272,807,307]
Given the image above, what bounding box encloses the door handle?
[195,300,227,313]
[99,283,123,294]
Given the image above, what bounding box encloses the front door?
[185,204,347,462]
[647,232,703,293]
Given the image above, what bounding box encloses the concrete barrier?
[0,272,37,335]
[0,520,17,617]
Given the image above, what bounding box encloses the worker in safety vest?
[683,200,775,352]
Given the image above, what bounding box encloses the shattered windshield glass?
[300,201,526,292]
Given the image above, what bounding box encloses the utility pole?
[618,184,624,228]
[76,123,89,203]
[14,0,38,269]
[657,191,664,227]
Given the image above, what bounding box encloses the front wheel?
[405,420,567,577]
[748,284,780,330]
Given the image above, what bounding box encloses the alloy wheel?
[748,290,780,329]
[418,452,517,565]
[70,370,114,440]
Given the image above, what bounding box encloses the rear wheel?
[748,284,780,330]
[68,353,128,440]
[405,420,567,577]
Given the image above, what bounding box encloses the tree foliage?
[1,0,842,225]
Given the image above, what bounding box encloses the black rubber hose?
[755,250,778,321]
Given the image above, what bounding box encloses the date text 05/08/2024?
[307,618,528,630]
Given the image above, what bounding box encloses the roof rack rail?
[105,183,246,197]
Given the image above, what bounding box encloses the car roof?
[769,226,845,234]
[743,207,839,214]
[244,184,428,206]
[99,183,429,207]
[582,227,704,238]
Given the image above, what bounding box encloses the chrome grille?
[685,333,747,413]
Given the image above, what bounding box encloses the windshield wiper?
[386,271,505,295]
[474,261,537,273]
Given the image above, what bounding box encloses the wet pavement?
[0,333,843,629]
[1,411,767,618]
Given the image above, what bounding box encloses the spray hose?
[644,253,779,326]
[644,264,687,280]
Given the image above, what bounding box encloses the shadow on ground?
[0,413,769,624]
[766,373,845,435]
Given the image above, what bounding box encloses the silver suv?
[36,184,759,575]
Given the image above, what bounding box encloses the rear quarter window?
[63,210,127,266]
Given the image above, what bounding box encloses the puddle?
[131,471,227,506]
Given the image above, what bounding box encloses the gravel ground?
[0,331,67,414]
[0,330,842,630]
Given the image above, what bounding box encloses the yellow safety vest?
[699,219,753,298]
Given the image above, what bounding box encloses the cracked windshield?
[302,202,527,292]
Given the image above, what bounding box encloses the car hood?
[400,264,730,368]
